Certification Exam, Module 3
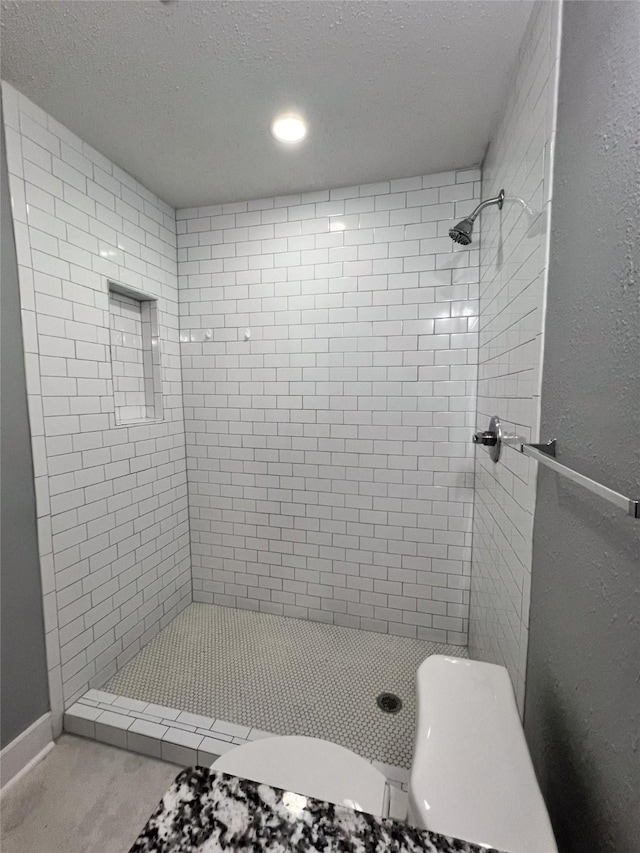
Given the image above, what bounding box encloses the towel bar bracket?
[473,417,638,519]
[527,440,556,458]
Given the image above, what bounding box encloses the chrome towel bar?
[517,440,639,519]
[473,417,639,519]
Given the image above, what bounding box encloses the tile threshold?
[64,689,410,792]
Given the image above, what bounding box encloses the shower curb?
[64,689,411,792]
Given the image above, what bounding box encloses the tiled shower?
[179,171,480,642]
[2,0,560,773]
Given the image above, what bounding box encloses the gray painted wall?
[524,3,640,851]
[1,101,50,749]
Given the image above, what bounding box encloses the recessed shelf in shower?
[108,280,163,426]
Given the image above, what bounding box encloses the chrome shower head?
[449,218,474,245]
[448,189,505,246]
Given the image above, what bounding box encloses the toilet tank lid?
[409,656,557,853]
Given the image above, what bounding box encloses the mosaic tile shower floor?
[105,603,467,767]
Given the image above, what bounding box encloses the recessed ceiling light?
[270,112,308,144]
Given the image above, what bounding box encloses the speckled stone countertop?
[130,767,503,853]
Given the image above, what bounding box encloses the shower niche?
[108,281,163,425]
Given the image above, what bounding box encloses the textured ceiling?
[1,1,533,208]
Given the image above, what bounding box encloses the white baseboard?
[0,713,54,794]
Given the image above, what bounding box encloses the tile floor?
[102,603,467,767]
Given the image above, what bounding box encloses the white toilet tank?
[409,656,557,853]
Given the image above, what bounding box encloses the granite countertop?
[130,767,502,853]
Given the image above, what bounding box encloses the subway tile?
[112,695,149,713]
[66,702,102,721]
[160,741,198,768]
[128,718,169,740]
[210,719,251,740]
[95,718,132,748]
[127,730,163,759]
[64,709,97,739]
[198,736,237,760]
[95,709,134,730]
[144,702,182,721]
[176,710,215,730]
[162,728,203,750]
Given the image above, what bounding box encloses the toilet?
[212,655,558,853]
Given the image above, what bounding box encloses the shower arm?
[467,189,505,223]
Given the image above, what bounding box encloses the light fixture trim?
[270,112,308,144]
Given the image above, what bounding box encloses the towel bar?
[473,418,639,519]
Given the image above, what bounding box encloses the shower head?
[448,189,505,246]
[449,217,475,245]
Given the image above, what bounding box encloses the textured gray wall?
[1,102,50,748]
[524,3,640,851]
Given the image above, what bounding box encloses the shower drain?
[376,692,403,714]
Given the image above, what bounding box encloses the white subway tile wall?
[2,83,191,726]
[177,170,481,644]
[470,1,561,710]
